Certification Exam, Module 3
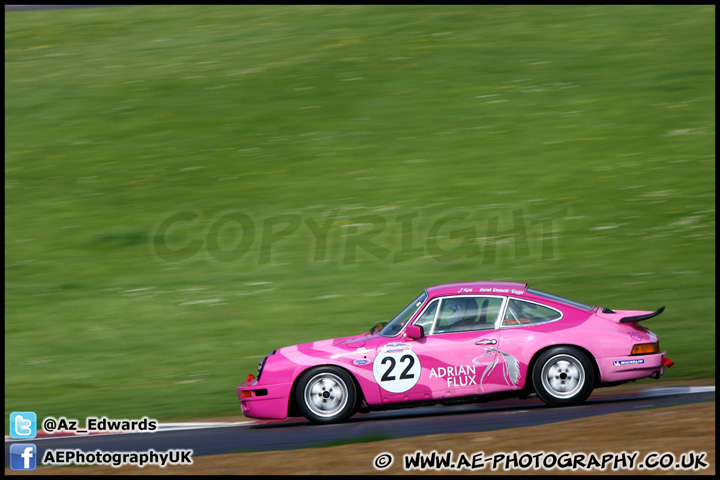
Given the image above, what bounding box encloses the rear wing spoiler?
[619,306,665,323]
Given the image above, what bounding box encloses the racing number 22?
[373,347,422,393]
[380,354,415,381]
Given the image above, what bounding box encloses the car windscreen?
[377,292,428,337]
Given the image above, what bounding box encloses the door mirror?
[406,324,424,340]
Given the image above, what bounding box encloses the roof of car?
[426,281,596,311]
[426,281,528,298]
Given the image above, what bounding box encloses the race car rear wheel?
[296,366,357,424]
[532,347,595,407]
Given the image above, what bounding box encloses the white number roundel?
[373,343,421,393]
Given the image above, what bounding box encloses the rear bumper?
[237,380,293,420]
[597,351,670,383]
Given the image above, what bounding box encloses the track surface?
[4,386,714,465]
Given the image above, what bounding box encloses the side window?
[413,299,439,334]
[503,299,562,326]
[434,296,503,334]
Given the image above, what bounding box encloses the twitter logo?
[10,412,37,439]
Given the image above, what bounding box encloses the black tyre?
[295,366,357,424]
[532,347,595,407]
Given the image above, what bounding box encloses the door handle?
[475,339,497,345]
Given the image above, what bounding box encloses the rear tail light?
[631,342,659,355]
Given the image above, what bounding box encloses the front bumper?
[597,351,671,383]
[237,380,294,420]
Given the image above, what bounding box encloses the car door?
[373,295,510,403]
[494,297,567,392]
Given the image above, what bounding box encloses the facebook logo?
[10,444,37,471]
[10,412,37,439]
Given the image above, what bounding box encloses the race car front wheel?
[296,366,357,424]
[532,347,595,407]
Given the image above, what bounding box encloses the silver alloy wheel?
[540,354,585,399]
[303,372,348,418]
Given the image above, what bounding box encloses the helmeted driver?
[442,297,478,331]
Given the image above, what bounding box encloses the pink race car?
[237,281,673,424]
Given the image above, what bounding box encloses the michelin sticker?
[373,343,421,393]
[613,359,645,366]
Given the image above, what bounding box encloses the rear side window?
[503,299,562,326]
